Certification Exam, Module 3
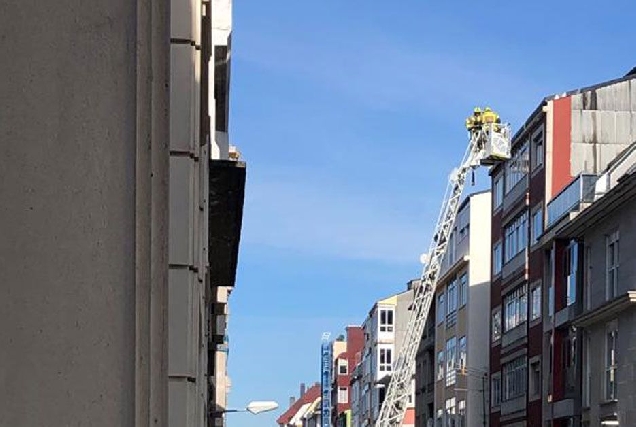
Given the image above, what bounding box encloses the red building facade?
[331,326,364,427]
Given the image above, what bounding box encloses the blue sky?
[225,1,635,425]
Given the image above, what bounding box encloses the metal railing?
[546,174,597,228]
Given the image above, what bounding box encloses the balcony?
[546,174,596,229]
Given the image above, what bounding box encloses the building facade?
[277,383,322,427]
[431,191,492,427]
[0,1,244,426]
[332,327,365,427]
[351,284,416,427]
[534,142,636,427]
[488,70,636,427]
[415,298,436,427]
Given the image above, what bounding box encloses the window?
[379,347,393,372]
[458,336,467,371]
[564,241,578,306]
[502,357,527,401]
[436,409,444,427]
[493,241,503,275]
[564,334,577,393]
[493,175,504,208]
[459,273,468,307]
[545,247,555,317]
[605,326,617,400]
[530,285,541,320]
[448,229,457,265]
[458,400,466,427]
[445,398,456,427]
[491,373,501,407]
[504,285,527,331]
[437,351,445,381]
[531,127,544,170]
[531,207,543,245]
[504,212,528,263]
[338,359,348,375]
[585,246,592,310]
[338,387,348,404]
[548,284,554,317]
[447,280,458,316]
[446,337,457,386]
[492,308,502,342]
[437,292,445,324]
[606,231,619,300]
[529,360,541,398]
[457,210,469,243]
[379,308,394,332]
[505,140,529,192]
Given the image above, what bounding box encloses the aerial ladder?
[375,109,512,427]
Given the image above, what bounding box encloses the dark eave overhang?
[208,159,246,288]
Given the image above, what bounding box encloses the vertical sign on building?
[321,332,332,427]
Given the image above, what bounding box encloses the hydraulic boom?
[375,116,511,427]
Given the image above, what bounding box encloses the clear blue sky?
[226,1,635,425]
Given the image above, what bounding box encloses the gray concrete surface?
[0,0,170,425]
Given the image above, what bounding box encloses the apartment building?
[534,142,636,427]
[332,327,365,427]
[431,191,492,427]
[488,69,636,427]
[351,283,416,426]
[415,302,436,427]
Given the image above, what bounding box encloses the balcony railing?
[546,174,597,228]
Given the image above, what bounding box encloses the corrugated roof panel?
[577,110,597,144]
[615,112,634,144]
[570,142,596,173]
[599,144,625,171]
[597,81,632,111]
[571,109,583,144]
[598,111,617,143]
[571,92,583,110]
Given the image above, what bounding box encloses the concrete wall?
[570,78,636,178]
[582,196,636,312]
[467,192,492,427]
[0,0,170,426]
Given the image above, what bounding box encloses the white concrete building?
[351,285,416,427]
[430,191,492,427]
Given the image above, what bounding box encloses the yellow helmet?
[473,107,482,114]
[484,107,492,112]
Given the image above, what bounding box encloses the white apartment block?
[431,191,492,427]
[351,285,416,427]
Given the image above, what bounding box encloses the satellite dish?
[419,252,430,265]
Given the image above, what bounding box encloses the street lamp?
[212,400,279,416]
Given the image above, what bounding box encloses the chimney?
[300,383,306,397]
[289,396,295,406]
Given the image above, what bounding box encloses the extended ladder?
[375,121,511,426]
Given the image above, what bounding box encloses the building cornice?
[573,292,636,328]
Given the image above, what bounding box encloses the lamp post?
[211,400,279,416]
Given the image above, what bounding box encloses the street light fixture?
[212,400,279,416]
